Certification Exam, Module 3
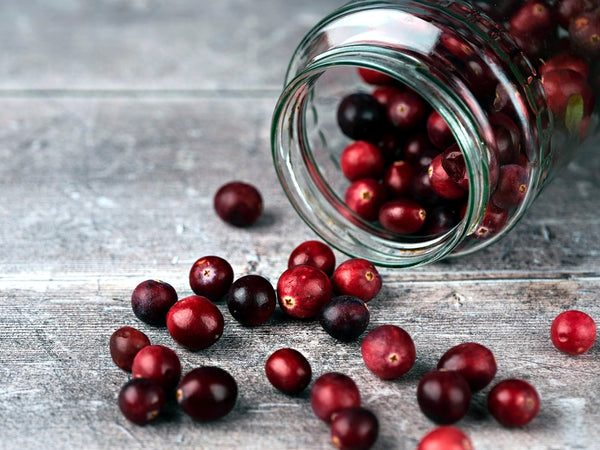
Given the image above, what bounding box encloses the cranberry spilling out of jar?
[288,240,336,277]
[331,258,382,303]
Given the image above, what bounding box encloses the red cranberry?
[411,167,444,206]
[491,164,529,209]
[226,274,276,326]
[166,295,224,351]
[510,0,555,37]
[417,426,473,450]
[176,366,238,421]
[379,198,427,235]
[404,133,439,170]
[426,111,455,150]
[320,295,370,342]
[550,310,596,355]
[541,69,594,118]
[340,141,385,182]
[417,370,471,424]
[437,342,497,392]
[118,378,165,426]
[470,204,509,240]
[422,204,459,236]
[441,144,469,190]
[383,161,414,198]
[189,255,234,301]
[288,240,336,277]
[131,344,182,392]
[277,265,332,319]
[490,113,521,166]
[554,0,592,29]
[539,52,590,79]
[344,178,387,222]
[310,372,361,423]
[428,154,467,200]
[265,348,312,395]
[569,12,600,57]
[331,258,382,303]
[361,324,416,380]
[337,92,387,142]
[487,379,540,427]
[372,86,404,109]
[214,181,263,227]
[330,407,379,450]
[110,326,151,371]
[463,56,498,98]
[358,67,396,85]
[440,32,475,60]
[131,279,178,327]
[387,89,428,130]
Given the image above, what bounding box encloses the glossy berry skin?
[337,93,387,142]
[226,274,276,326]
[265,348,312,395]
[491,164,529,210]
[277,265,332,319]
[344,178,387,222]
[330,407,379,450]
[417,370,471,424]
[331,258,382,303]
[361,325,416,379]
[379,198,427,235]
[550,310,596,355]
[426,110,454,150]
[539,52,590,79]
[189,255,234,301]
[387,89,428,130]
[288,240,336,277]
[320,296,370,342]
[437,342,497,392]
[383,161,414,198]
[428,154,467,200]
[541,69,594,118]
[340,141,385,182]
[411,167,444,206]
[213,181,263,227]
[176,366,238,421]
[310,372,361,423]
[110,326,151,371]
[118,378,165,426]
[490,113,521,166]
[471,204,509,240]
[131,279,178,327]
[417,426,473,450]
[487,379,540,427]
[131,344,182,392]
[166,295,224,351]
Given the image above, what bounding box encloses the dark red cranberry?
[491,164,529,209]
[377,133,404,163]
[428,154,467,200]
[110,326,151,371]
[383,161,414,198]
[176,366,238,421]
[189,255,234,301]
[131,279,178,327]
[319,295,370,342]
[288,240,336,277]
[331,258,382,303]
[358,67,396,85]
[490,113,521,166]
[441,144,469,190]
[487,379,540,427]
[330,407,379,450]
[541,69,594,118]
[510,0,555,37]
[426,110,455,150]
[131,344,182,392]
[277,265,332,319]
[361,324,416,379]
[337,93,387,142]
[417,370,471,424]
[379,199,427,235]
[166,295,224,351]
[213,181,263,227]
[118,378,165,425]
[411,167,444,206]
[569,12,600,57]
[340,141,385,181]
[437,342,497,392]
[265,348,312,395]
[226,274,276,326]
[310,372,361,423]
[372,86,404,108]
[554,0,592,29]
[539,52,590,79]
[464,56,498,98]
[404,133,439,170]
[344,178,387,222]
[422,204,460,236]
[387,90,428,130]
[417,426,473,450]
[550,310,596,355]
[470,204,509,240]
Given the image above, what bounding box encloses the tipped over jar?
[271,0,600,267]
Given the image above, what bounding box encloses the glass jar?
[271,0,599,267]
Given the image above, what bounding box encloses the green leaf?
[565,94,584,135]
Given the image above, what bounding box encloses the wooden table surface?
[1,1,599,449]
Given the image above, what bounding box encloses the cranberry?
[288,240,336,277]
[417,370,471,424]
[372,86,404,109]
[550,310,597,355]
[361,325,416,380]
[277,265,332,319]
[331,258,382,303]
[340,141,385,182]
[377,133,404,163]
[131,344,182,392]
[387,89,428,130]
[310,372,361,423]
[383,161,414,198]
[337,92,387,142]
[510,1,555,38]
[118,378,165,426]
[189,255,234,301]
[437,342,497,392]
[569,12,600,57]
[411,167,444,206]
[490,113,521,166]
[426,111,454,150]
[226,274,276,326]
[166,295,224,351]
[265,348,312,395]
[470,204,509,240]
[319,295,370,342]
[358,67,395,85]
[554,0,592,29]
[464,56,498,99]
[487,379,540,427]
[440,32,475,60]
[379,198,427,235]
[110,326,151,371]
[131,279,178,327]
[441,144,469,190]
[491,164,529,209]
[176,366,238,421]
[428,154,467,200]
[541,69,594,118]
[404,133,439,170]
[422,204,459,236]
[417,426,473,450]
[213,181,263,227]
[330,407,379,450]
[539,52,590,79]
[344,178,387,222]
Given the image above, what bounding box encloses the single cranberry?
[189,255,234,301]
[491,164,529,209]
[344,178,387,222]
[213,181,263,227]
[372,86,404,109]
[428,154,467,200]
[358,67,396,85]
[554,0,591,29]
[437,342,497,392]
[550,310,596,355]
[131,279,178,327]
[383,161,414,198]
[441,144,469,190]
[226,274,276,326]
[265,348,312,395]
[176,366,238,421]
[404,133,439,170]
[377,133,404,163]
[288,240,336,277]
[510,0,555,37]
[569,12,600,57]
[426,111,455,150]
[277,265,332,319]
[131,344,182,392]
[340,141,385,182]
[379,198,427,235]
[489,113,521,166]
[541,69,594,118]
[330,407,379,450]
[337,93,387,142]
[440,32,475,60]
[470,204,509,240]
[387,90,428,130]
[310,372,361,423]
[118,378,165,426]
[417,426,473,450]
[331,258,382,303]
[166,295,224,351]
[411,167,444,206]
[422,204,459,236]
[417,370,471,424]
[539,52,590,79]
[361,325,416,379]
[110,326,151,371]
[487,379,540,427]
[463,56,498,99]
[320,295,370,342]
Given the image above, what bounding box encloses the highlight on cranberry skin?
[276,265,332,319]
[287,240,336,277]
[131,344,182,392]
[331,258,382,303]
[188,255,234,301]
[264,348,312,395]
[437,342,497,392]
[361,324,416,380]
[487,378,540,427]
[213,181,263,227]
[166,295,225,351]
[550,310,597,355]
